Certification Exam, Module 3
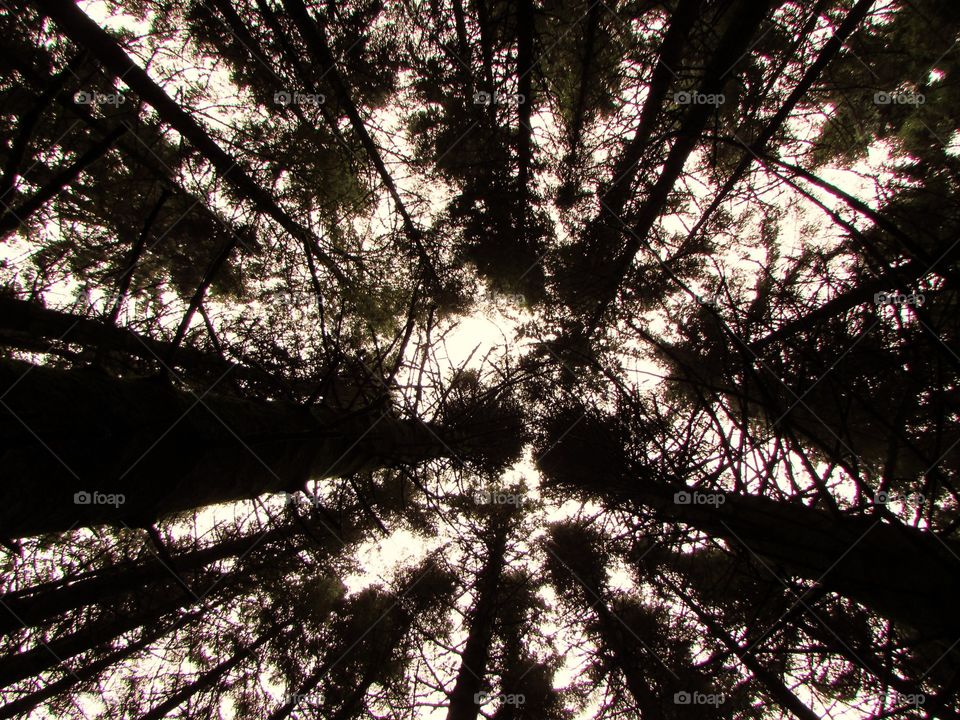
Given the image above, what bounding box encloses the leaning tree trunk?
[446,515,509,720]
[136,621,292,720]
[0,522,300,636]
[0,610,199,719]
[0,359,457,537]
[0,295,301,393]
[622,481,960,641]
[0,587,204,688]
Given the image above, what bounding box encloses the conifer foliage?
[2,0,959,717]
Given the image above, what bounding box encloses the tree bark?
[0,523,297,636]
[137,621,291,720]
[446,515,509,720]
[619,481,960,640]
[0,359,451,537]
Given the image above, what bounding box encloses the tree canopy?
[2,0,960,718]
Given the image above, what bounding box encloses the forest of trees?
[0,0,958,717]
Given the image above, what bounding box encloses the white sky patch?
[342,527,441,594]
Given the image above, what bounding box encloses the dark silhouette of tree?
[3,0,960,718]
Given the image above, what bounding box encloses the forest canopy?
[1,0,960,718]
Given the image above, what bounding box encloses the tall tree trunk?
[136,621,291,720]
[658,572,820,720]
[514,0,535,218]
[0,295,298,393]
[586,0,775,328]
[0,586,208,688]
[617,480,960,640]
[0,523,298,636]
[0,610,198,719]
[0,124,126,237]
[0,359,454,536]
[31,0,346,283]
[446,515,509,720]
[683,0,876,245]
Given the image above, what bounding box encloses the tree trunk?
[0,611,198,719]
[137,621,291,720]
[0,586,205,688]
[32,0,346,283]
[0,295,299,393]
[623,481,960,640]
[446,516,509,720]
[658,573,820,720]
[586,0,775,327]
[0,523,297,636]
[0,359,452,537]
